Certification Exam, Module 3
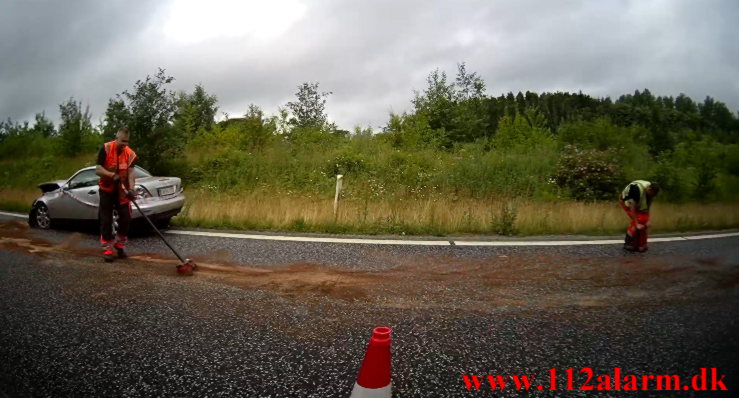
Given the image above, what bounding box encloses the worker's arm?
[95,165,118,179]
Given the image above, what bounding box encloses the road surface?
[1,215,737,396]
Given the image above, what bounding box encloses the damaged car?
[29,166,185,232]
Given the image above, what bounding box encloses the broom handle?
[123,185,187,263]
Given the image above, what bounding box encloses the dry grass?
[2,187,737,235]
[177,189,739,235]
[0,188,39,213]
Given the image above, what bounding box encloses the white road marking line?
[166,229,739,246]
[445,233,738,246]
[0,211,26,219]
[0,210,737,246]
[165,230,451,245]
[454,240,624,246]
[682,232,739,240]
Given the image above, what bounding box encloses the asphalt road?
[1,215,738,397]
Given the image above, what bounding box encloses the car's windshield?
[67,169,98,189]
[66,167,152,189]
[134,167,152,178]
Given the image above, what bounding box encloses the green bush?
[0,134,55,160]
[326,151,367,176]
[723,144,739,177]
[493,109,554,150]
[554,145,624,200]
[380,113,447,150]
[558,117,646,151]
[671,138,722,200]
[490,202,518,235]
[649,157,689,202]
[443,142,560,198]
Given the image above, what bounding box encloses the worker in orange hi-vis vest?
[96,126,138,262]
[619,180,660,252]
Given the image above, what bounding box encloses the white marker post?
[334,174,344,221]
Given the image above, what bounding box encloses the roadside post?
[334,174,343,221]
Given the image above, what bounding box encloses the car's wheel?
[30,203,52,229]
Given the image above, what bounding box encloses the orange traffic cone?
[350,327,392,398]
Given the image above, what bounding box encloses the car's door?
[54,169,100,220]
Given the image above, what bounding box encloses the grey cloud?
[1,0,737,131]
[0,0,163,123]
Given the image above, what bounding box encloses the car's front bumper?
[131,194,185,220]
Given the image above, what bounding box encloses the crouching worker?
[619,180,659,252]
[96,127,137,262]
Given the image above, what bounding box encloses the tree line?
[2,64,738,202]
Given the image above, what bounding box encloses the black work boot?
[623,234,636,251]
[104,248,115,262]
[115,244,128,259]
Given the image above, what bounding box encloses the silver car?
[29,166,185,231]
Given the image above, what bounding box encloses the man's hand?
[125,189,137,201]
[636,223,645,230]
[111,173,120,181]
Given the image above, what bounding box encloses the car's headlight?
[135,185,152,199]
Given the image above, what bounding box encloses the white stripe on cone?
[350,383,391,397]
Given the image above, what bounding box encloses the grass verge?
[0,189,39,215]
[174,189,739,236]
[3,187,738,236]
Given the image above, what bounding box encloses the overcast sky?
[1,0,738,130]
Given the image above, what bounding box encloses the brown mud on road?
[1,221,737,311]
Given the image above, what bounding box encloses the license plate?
[158,186,175,196]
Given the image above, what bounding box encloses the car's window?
[134,167,152,178]
[67,169,98,189]
[65,168,151,190]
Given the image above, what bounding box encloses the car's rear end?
[131,176,185,226]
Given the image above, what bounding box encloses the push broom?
[122,184,196,275]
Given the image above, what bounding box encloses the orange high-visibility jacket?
[98,141,137,203]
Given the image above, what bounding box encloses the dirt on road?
[1,220,737,312]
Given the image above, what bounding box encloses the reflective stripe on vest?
[621,180,650,212]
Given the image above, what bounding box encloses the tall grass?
[176,189,739,236]
[3,183,738,236]
[0,189,38,213]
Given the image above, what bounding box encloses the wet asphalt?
[1,215,738,397]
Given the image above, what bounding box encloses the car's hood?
[38,180,67,193]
